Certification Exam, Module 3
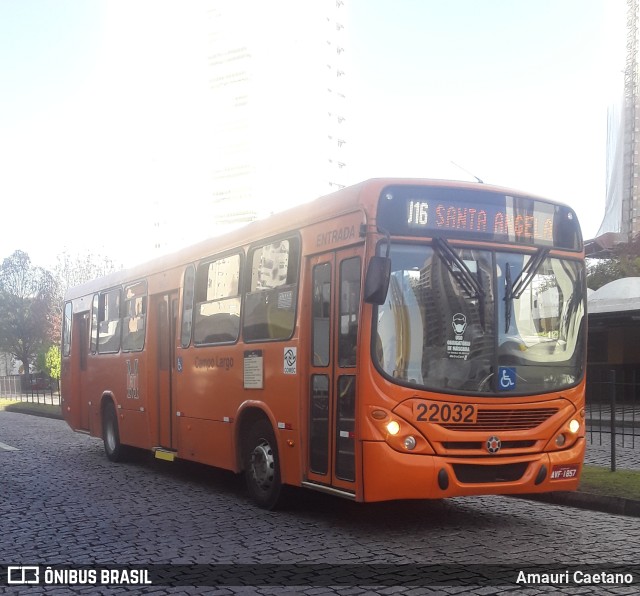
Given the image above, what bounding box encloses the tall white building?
[597,0,640,242]
[152,0,349,255]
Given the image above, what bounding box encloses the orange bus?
[61,178,587,508]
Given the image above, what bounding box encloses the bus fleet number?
[414,401,477,424]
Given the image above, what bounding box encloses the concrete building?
[152,0,349,255]
[588,0,640,254]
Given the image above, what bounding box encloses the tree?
[586,257,623,291]
[0,250,58,375]
[50,251,119,344]
[54,250,118,297]
[45,345,61,380]
[616,234,640,278]
[586,234,640,291]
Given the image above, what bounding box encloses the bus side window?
[244,238,299,342]
[90,294,99,354]
[181,265,195,348]
[97,288,122,354]
[339,257,361,367]
[193,254,241,345]
[62,302,73,357]
[122,281,147,352]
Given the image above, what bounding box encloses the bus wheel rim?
[250,439,274,490]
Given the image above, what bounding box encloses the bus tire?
[102,401,127,463]
[243,419,283,509]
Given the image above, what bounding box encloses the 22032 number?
[414,401,477,424]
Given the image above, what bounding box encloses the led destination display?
[378,185,582,251]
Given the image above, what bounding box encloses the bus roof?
[64,178,572,301]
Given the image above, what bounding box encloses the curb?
[1,405,63,420]
[517,491,640,518]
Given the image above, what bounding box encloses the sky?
[0,0,626,270]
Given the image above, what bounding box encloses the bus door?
[306,249,361,492]
[155,292,178,448]
[71,311,91,431]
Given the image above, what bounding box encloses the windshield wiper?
[433,238,484,299]
[433,237,486,329]
[504,262,513,333]
[511,248,549,299]
[503,248,549,332]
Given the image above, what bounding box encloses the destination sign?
[377,185,582,251]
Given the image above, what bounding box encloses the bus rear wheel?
[243,419,283,509]
[102,401,127,462]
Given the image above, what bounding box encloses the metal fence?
[586,366,640,471]
[0,374,60,405]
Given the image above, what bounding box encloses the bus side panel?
[176,417,234,470]
[117,408,152,450]
[84,353,150,450]
[174,343,304,485]
[236,344,304,487]
[113,352,152,450]
[362,441,437,502]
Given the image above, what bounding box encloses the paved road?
[1,412,639,596]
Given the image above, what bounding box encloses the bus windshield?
[373,242,586,395]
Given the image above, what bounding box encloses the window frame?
[243,235,301,343]
[96,286,122,354]
[180,264,196,348]
[121,280,147,353]
[62,301,73,357]
[193,251,244,346]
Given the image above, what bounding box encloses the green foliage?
[45,345,61,380]
[0,250,57,374]
[586,234,640,290]
[36,348,47,374]
[586,258,623,291]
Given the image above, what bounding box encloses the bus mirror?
[364,256,391,305]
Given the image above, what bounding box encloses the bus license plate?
[551,464,580,479]
[413,401,477,424]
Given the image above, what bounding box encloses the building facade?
[152,0,349,255]
[596,0,640,246]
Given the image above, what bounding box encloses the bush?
[44,345,61,380]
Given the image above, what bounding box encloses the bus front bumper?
[361,438,585,502]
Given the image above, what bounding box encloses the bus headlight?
[569,419,580,434]
[386,420,400,436]
[555,434,566,447]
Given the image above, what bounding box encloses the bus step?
[153,448,177,462]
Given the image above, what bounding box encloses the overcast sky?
[0,0,625,269]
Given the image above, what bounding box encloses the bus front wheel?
[102,401,126,462]
[243,419,283,509]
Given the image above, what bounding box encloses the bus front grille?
[452,462,529,483]
[440,408,558,431]
[441,440,536,451]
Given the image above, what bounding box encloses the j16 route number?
[413,401,477,424]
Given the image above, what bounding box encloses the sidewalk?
[523,438,640,517]
[4,402,640,517]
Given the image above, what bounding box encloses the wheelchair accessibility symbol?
[498,367,516,390]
